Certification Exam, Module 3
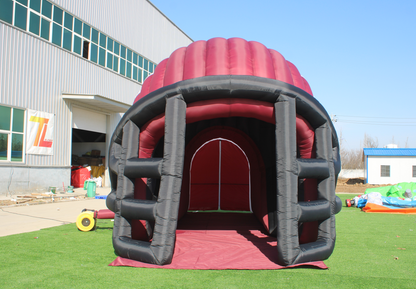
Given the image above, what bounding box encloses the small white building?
[364,148,416,185]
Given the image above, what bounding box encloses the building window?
[73,17,82,35]
[98,47,106,66]
[62,28,72,51]
[53,6,63,25]
[42,0,52,19]
[64,12,73,30]
[82,23,90,39]
[29,12,40,35]
[107,38,113,52]
[144,58,149,71]
[381,165,390,177]
[82,41,89,59]
[133,66,138,81]
[90,43,98,63]
[15,3,27,30]
[138,68,142,83]
[413,166,416,178]
[114,42,120,55]
[106,51,113,69]
[51,22,61,46]
[127,49,132,62]
[0,105,25,162]
[40,18,50,40]
[113,55,119,72]
[0,0,14,24]
[73,34,82,55]
[138,55,143,68]
[120,59,126,76]
[16,0,27,6]
[120,45,126,59]
[126,62,132,78]
[91,28,98,44]
[30,0,41,13]
[99,33,106,48]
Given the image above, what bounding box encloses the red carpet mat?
[109,212,327,270]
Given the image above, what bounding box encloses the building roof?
[364,148,416,156]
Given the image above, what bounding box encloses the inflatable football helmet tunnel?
[106,38,342,266]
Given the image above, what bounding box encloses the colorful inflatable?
[106,38,342,267]
[349,182,416,214]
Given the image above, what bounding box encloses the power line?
[336,114,416,120]
[331,114,416,126]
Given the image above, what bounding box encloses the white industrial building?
[364,148,416,185]
[0,0,192,194]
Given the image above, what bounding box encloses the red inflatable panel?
[228,38,253,76]
[206,38,229,76]
[249,41,276,79]
[189,141,220,210]
[183,40,207,80]
[286,61,305,91]
[302,76,313,95]
[269,49,294,86]
[219,141,250,211]
[164,47,186,87]
[149,58,168,93]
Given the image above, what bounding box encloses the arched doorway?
[189,138,251,211]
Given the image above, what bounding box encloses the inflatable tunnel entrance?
[106,38,342,266]
[188,134,251,212]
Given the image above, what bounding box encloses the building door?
[71,107,107,184]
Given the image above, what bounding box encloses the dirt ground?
[335,178,385,194]
[0,194,87,207]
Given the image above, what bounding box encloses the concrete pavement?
[0,187,111,237]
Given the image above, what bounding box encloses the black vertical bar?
[150,94,187,264]
[315,123,336,241]
[274,95,300,266]
[290,122,337,264]
[113,121,140,242]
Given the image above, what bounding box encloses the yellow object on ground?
[90,166,105,178]
[76,212,96,231]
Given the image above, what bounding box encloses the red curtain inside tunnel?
[189,139,250,211]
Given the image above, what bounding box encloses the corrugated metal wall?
[52,0,193,63]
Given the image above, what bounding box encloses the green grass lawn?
[1,194,415,288]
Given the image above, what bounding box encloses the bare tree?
[363,133,378,148]
[340,133,378,169]
[341,148,364,169]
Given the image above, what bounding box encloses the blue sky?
[150,0,416,150]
